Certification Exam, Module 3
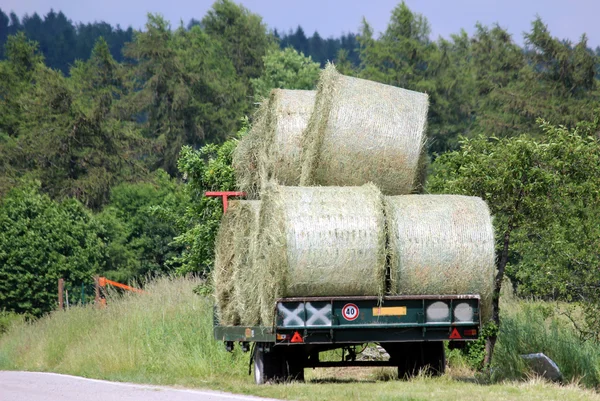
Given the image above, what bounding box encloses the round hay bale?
[232,103,269,199]
[233,89,316,198]
[260,89,316,186]
[230,201,262,326]
[213,200,261,325]
[255,183,386,325]
[385,195,495,321]
[300,64,429,195]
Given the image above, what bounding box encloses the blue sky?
[4,0,599,47]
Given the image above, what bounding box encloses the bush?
[493,302,600,388]
[0,311,23,335]
[0,181,104,316]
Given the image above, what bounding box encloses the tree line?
[0,0,599,345]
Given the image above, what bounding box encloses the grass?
[1,277,600,401]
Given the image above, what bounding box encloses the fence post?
[58,278,64,310]
[94,276,100,306]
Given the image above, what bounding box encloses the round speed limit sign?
[342,303,359,321]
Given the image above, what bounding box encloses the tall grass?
[493,301,600,388]
[2,277,600,398]
[0,277,247,385]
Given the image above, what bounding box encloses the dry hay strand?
[230,201,262,326]
[385,195,495,321]
[232,101,269,199]
[255,183,386,325]
[300,64,429,195]
[213,200,261,325]
[259,89,316,186]
[233,90,316,198]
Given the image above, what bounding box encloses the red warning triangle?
[291,331,304,343]
[449,328,462,339]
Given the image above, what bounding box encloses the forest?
[0,0,599,341]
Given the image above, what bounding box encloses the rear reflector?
[276,334,289,341]
[463,329,478,336]
[291,331,304,343]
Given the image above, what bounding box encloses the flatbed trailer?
[215,294,481,384]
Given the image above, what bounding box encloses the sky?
[3,0,600,47]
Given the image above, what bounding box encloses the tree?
[428,119,600,363]
[124,15,245,174]
[0,33,44,136]
[202,0,275,85]
[0,181,104,316]
[250,47,320,101]
[96,170,186,282]
[171,122,246,275]
[8,38,146,209]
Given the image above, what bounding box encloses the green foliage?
[251,47,320,101]
[202,0,276,84]
[0,182,103,316]
[172,122,246,275]
[4,38,146,209]
[124,15,246,174]
[0,33,43,136]
[429,120,600,339]
[96,170,186,282]
[0,311,24,335]
[493,302,600,388]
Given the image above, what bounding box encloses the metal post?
[58,278,64,310]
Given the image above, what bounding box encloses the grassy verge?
[1,277,599,401]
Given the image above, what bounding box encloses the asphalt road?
[0,371,281,401]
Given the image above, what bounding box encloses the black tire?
[282,348,305,382]
[383,342,445,379]
[254,346,282,384]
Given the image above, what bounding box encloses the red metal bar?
[98,277,145,294]
[205,191,246,213]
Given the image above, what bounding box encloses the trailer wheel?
[253,346,281,384]
[384,342,445,379]
[282,349,305,382]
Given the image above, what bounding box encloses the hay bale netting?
[301,64,429,195]
[213,200,261,325]
[385,195,496,320]
[255,183,386,325]
[232,89,316,197]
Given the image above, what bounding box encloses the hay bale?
[232,103,269,199]
[233,90,316,197]
[213,200,261,325]
[260,89,316,186]
[301,64,429,195]
[230,201,262,326]
[385,195,496,320]
[255,183,386,325]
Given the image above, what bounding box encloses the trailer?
[214,294,481,384]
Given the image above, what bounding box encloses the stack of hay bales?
[215,64,496,326]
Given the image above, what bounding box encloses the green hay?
[300,64,429,195]
[385,195,495,321]
[233,90,316,197]
[213,200,261,325]
[255,183,387,325]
